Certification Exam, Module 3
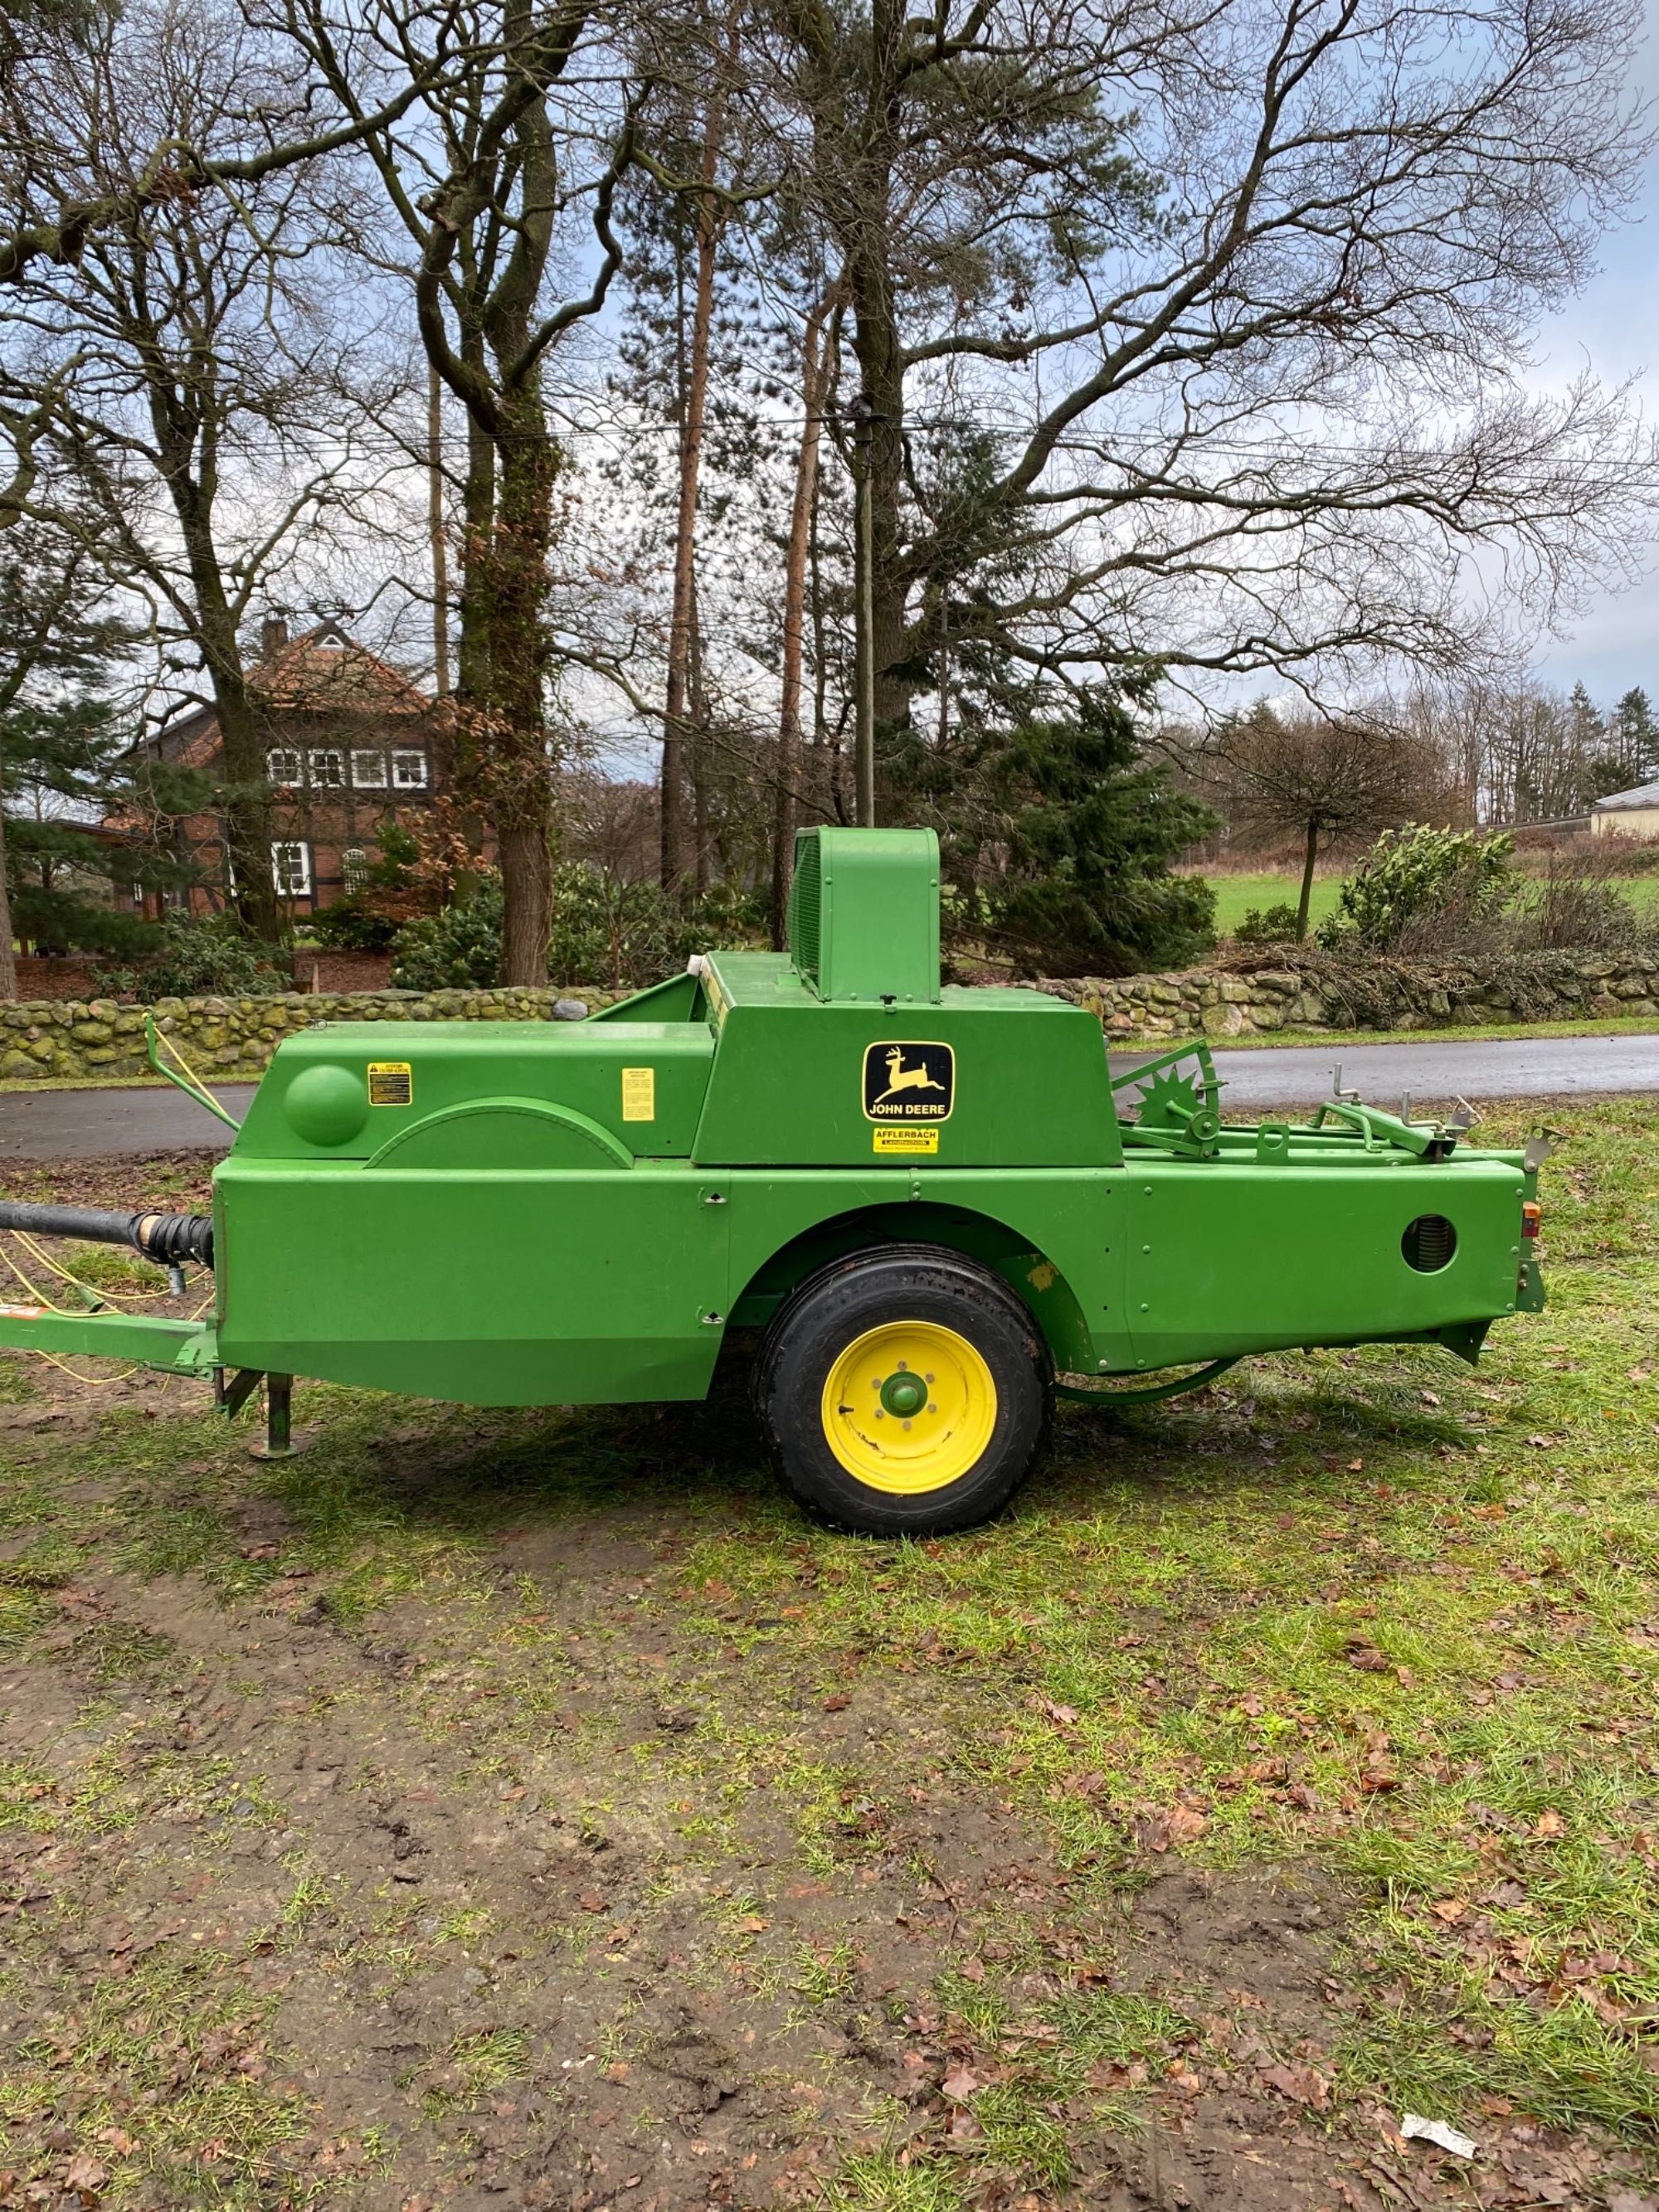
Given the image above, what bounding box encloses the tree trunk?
[844,2,913,770]
[0,786,17,999]
[499,816,552,983]
[450,327,498,902]
[428,360,451,698]
[166,475,280,941]
[660,47,730,895]
[1297,815,1320,940]
[688,573,712,897]
[484,394,558,984]
[771,296,832,946]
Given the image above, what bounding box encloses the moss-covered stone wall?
[0,988,616,1083]
[2,950,1655,1085]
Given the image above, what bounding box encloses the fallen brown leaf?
[1257,2060,1331,2107]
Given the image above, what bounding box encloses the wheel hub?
[820,1320,997,1495]
[878,1367,928,1417]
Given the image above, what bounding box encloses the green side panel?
[214,1159,727,1405]
[694,955,1121,1170]
[1121,1155,1530,1368]
[233,1020,715,1162]
[588,972,703,1023]
[789,825,941,1003]
[715,1169,1125,1376]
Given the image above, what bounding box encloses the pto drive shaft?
[0,1202,214,1269]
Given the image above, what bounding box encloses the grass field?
[1192,873,1345,935]
[1,1109,1657,2210]
[1195,870,1659,937]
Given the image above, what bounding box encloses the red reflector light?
[1522,1202,1541,1238]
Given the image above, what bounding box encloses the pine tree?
[0,527,202,973]
[1613,688,1657,783]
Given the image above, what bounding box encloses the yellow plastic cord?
[0,1240,194,1389]
[0,1239,71,1313]
[0,1246,141,1383]
[26,1349,142,1386]
[11,1229,188,1307]
[146,1017,241,1130]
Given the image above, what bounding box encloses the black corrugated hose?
[0,1203,214,1267]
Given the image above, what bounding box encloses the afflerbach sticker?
[367,1061,413,1107]
[873,1126,939,1155]
[863,1041,954,1123]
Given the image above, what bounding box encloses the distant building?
[1590,780,1659,841]
[111,617,456,918]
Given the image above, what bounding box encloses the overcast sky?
[1530,0,1659,703]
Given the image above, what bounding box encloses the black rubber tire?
[755,1243,1052,1536]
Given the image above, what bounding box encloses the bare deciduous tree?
[283,0,639,982]
[0,0,397,940]
[756,0,1655,763]
[1204,704,1430,937]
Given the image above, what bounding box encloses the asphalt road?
[1,1029,1655,1161]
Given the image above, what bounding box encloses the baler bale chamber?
[0,827,1546,1535]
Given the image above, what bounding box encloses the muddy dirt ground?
[1,1149,1654,2212]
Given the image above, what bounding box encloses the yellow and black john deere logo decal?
[863,1041,954,1123]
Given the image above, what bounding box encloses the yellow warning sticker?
[621,1066,656,1122]
[367,1061,412,1107]
[703,967,728,1027]
[873,1125,938,1155]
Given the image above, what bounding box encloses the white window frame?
[390,747,429,790]
[350,747,387,789]
[266,746,302,785]
[270,840,312,898]
[342,846,369,894]
[309,746,345,788]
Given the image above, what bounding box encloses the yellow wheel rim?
[820,1320,997,1495]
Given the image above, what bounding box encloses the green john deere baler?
[0,827,1547,1534]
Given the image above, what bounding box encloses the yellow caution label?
[367,1061,412,1106]
[703,967,728,1027]
[873,1125,938,1155]
[621,1067,656,1122]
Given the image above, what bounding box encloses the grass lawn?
[1190,873,1344,935]
[1,1106,1657,2210]
[1196,869,1659,937]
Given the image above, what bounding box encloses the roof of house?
[1593,780,1659,812]
[136,620,431,768]
[255,620,431,717]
